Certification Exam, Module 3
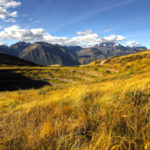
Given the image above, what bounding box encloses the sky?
[0,0,150,48]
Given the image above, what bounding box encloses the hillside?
[0,52,38,66]
[0,50,150,149]
[0,53,45,91]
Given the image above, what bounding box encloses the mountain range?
[77,42,147,64]
[0,41,147,66]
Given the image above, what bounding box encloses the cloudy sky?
[0,0,150,47]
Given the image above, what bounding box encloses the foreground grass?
[0,50,150,150]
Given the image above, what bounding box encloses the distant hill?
[19,42,80,66]
[0,52,38,66]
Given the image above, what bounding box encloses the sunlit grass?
[0,50,150,149]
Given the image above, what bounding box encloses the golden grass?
[0,50,150,149]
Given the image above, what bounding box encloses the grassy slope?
[0,50,150,149]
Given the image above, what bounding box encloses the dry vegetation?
[0,50,150,150]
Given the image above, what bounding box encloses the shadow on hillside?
[0,70,50,91]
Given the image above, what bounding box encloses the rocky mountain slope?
[10,42,31,56]
[19,42,80,66]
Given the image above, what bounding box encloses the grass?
[0,50,150,149]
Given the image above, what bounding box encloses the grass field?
[0,50,150,150]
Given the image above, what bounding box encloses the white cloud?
[125,41,141,47]
[0,0,21,22]
[0,25,68,43]
[64,30,102,46]
[104,28,113,33]
[76,30,93,36]
[9,11,17,17]
[0,27,103,46]
[0,26,128,47]
[0,0,21,8]
[103,35,126,42]
[0,41,7,45]
[4,18,16,22]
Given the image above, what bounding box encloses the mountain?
[0,41,147,66]
[0,45,19,57]
[0,42,31,57]
[10,42,31,55]
[63,46,82,53]
[73,42,147,64]
[0,52,38,66]
[19,42,80,66]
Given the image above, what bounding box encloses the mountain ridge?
[0,41,147,66]
[19,42,80,66]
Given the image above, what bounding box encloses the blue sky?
[0,0,150,48]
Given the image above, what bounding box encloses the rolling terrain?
[0,50,150,149]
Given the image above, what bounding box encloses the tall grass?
[0,73,150,150]
[0,50,150,149]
